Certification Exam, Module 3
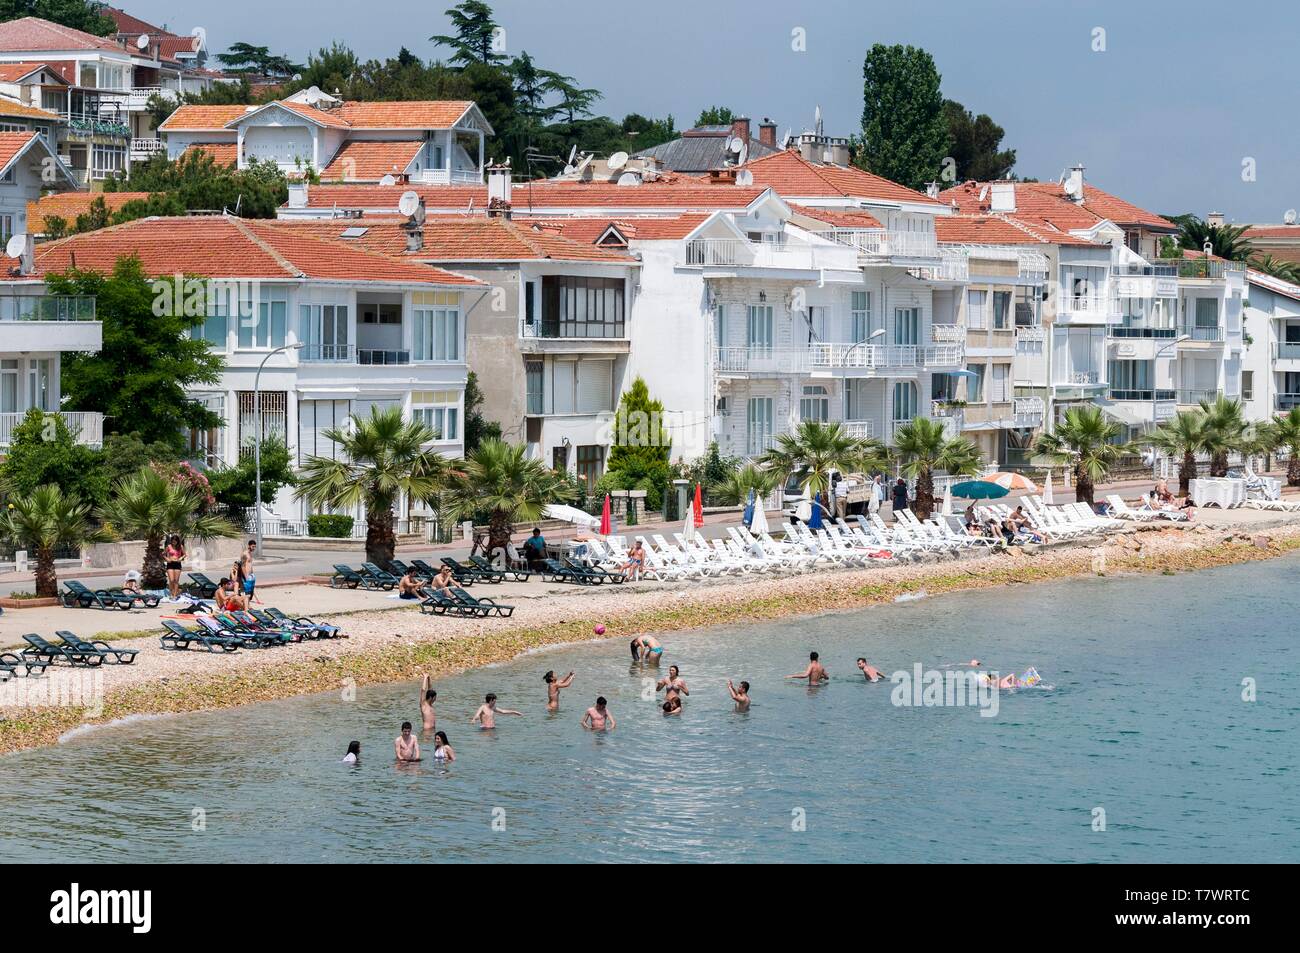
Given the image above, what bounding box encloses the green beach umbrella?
[949,480,1010,500]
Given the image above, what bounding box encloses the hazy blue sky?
[130,0,1297,223]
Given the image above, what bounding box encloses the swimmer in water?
[342,740,360,764]
[394,721,420,762]
[471,693,522,729]
[656,665,688,703]
[662,696,682,716]
[581,696,616,731]
[544,670,574,711]
[787,651,829,685]
[727,679,750,711]
[856,658,885,682]
[431,731,455,762]
[630,634,663,664]
[419,674,437,731]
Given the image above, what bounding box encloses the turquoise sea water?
[1,556,1296,863]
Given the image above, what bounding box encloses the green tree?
[0,484,110,598]
[1148,411,1207,495]
[1032,406,1126,505]
[1197,396,1249,477]
[463,371,501,452]
[294,42,360,93]
[431,1,507,66]
[759,421,888,500]
[607,377,671,473]
[47,256,225,451]
[295,406,449,565]
[105,151,288,220]
[891,417,982,520]
[217,42,303,77]
[206,437,296,518]
[1258,407,1300,487]
[0,409,107,505]
[442,438,574,556]
[100,433,181,492]
[695,106,735,126]
[709,462,780,506]
[857,44,949,190]
[0,0,115,35]
[1248,253,1300,283]
[942,99,1016,182]
[1175,216,1250,262]
[99,467,236,589]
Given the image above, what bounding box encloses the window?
[299,303,349,361]
[1,359,18,413]
[1107,359,1153,399]
[850,291,872,341]
[361,302,402,324]
[800,385,829,422]
[992,291,1011,330]
[525,360,544,414]
[541,276,625,338]
[236,391,287,459]
[844,379,871,421]
[967,290,987,330]
[891,381,917,422]
[0,214,13,245]
[713,303,727,346]
[191,294,230,350]
[412,291,461,362]
[552,446,568,472]
[894,307,919,345]
[1242,370,1253,402]
[412,390,461,442]
[524,281,537,326]
[0,166,14,184]
[90,143,126,180]
[1015,287,1040,327]
[236,287,287,348]
[550,360,612,415]
[965,364,986,403]
[746,397,773,456]
[747,305,773,351]
[189,394,225,466]
[576,445,605,489]
[991,363,1010,402]
[931,372,957,403]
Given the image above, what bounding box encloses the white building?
[1241,269,1300,422]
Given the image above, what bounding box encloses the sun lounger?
[1,651,48,679]
[442,556,500,584]
[449,586,514,617]
[541,557,604,584]
[61,580,135,610]
[254,608,340,639]
[159,619,241,652]
[55,630,139,664]
[360,562,400,589]
[331,564,393,590]
[562,555,624,583]
[20,632,104,667]
[469,554,532,582]
[185,572,221,598]
[419,588,479,616]
[204,613,288,648]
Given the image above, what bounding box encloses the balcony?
[130,138,165,160]
[1178,324,1223,344]
[1,296,100,353]
[930,324,963,343]
[299,345,411,365]
[519,318,628,354]
[0,295,96,322]
[410,168,484,185]
[808,228,940,262]
[683,237,853,272]
[1013,396,1045,426]
[714,343,962,375]
[1,411,104,449]
[840,420,875,439]
[1107,325,1177,339]
[1056,294,1120,324]
[888,415,957,442]
[1153,258,1246,280]
[1177,389,1217,406]
[1108,388,1177,402]
[908,247,968,282]
[1273,342,1300,362]
[1278,394,1300,412]
[126,87,180,111]
[1111,262,1179,277]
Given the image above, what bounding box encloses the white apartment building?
[1241,269,1300,422]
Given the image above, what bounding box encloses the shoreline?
[5,520,1300,755]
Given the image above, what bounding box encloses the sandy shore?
[4,515,1300,754]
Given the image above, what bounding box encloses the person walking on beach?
[857,658,884,682]
[727,679,751,711]
[788,651,830,685]
[544,670,575,711]
[471,693,522,729]
[656,665,688,702]
[164,534,185,602]
[431,731,455,762]
[419,675,437,731]
[582,697,616,731]
[891,479,909,520]
[395,722,420,762]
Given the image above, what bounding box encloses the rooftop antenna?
[562,143,578,174]
[1285,209,1297,225]
[735,169,754,187]
[616,171,641,186]
[814,105,823,137]
[607,151,628,173]
[378,174,396,186]
[135,34,150,52]
[398,190,421,218]
[780,128,791,149]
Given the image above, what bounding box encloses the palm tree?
[1198,396,1249,477]
[709,462,782,506]
[1148,411,1207,495]
[1249,253,1300,284]
[100,468,239,589]
[442,439,575,556]
[1177,216,1250,262]
[891,417,983,520]
[758,421,888,500]
[1259,407,1300,486]
[0,485,111,598]
[295,406,450,566]
[1032,406,1126,506]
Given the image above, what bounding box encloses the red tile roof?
[321,140,424,181]
[0,16,123,53]
[27,190,154,228]
[104,7,167,36]
[158,100,477,132]
[158,104,249,131]
[1243,225,1300,240]
[29,216,481,286]
[0,61,60,83]
[0,130,38,172]
[157,36,201,58]
[526,214,713,243]
[0,97,60,120]
[739,149,941,206]
[790,204,883,229]
[300,181,767,212]
[939,180,1176,233]
[182,142,238,166]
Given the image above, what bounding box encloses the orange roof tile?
[530,213,714,242]
[182,141,237,166]
[27,190,154,228]
[29,216,481,286]
[0,16,122,53]
[0,130,38,171]
[0,61,63,83]
[158,104,249,131]
[739,150,941,206]
[1243,225,1300,240]
[790,204,883,229]
[320,140,424,181]
[335,100,473,129]
[0,97,59,120]
[939,180,1175,233]
[300,181,766,212]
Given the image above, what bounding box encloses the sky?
[127,0,1298,223]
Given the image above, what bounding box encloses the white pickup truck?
[782,469,877,522]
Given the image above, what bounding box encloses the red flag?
[600,493,612,535]
[693,483,704,528]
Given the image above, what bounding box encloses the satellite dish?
[567,144,578,165]
[607,151,628,172]
[616,172,641,186]
[780,129,791,149]
[1285,209,1298,225]
[190,27,206,51]
[735,169,754,186]
[398,190,421,217]
[5,234,27,258]
[728,136,744,154]
[379,174,396,186]
[136,34,150,51]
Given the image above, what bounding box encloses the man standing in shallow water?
[395,722,420,762]
[544,670,574,711]
[420,675,437,731]
[787,651,830,685]
[581,697,616,730]
[857,658,884,682]
[471,693,523,728]
[727,679,751,711]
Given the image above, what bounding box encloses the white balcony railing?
[840,419,875,439]
[1059,294,1119,318]
[126,86,179,110]
[1013,397,1045,426]
[129,137,164,160]
[0,411,104,449]
[930,324,963,343]
[810,228,940,260]
[1274,342,1300,360]
[1178,389,1217,406]
[411,168,483,185]
[714,342,963,374]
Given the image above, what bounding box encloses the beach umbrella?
[941,483,953,516]
[949,480,1010,500]
[808,491,824,529]
[682,509,695,544]
[599,494,611,536]
[693,483,704,528]
[1043,472,1055,505]
[985,471,1039,493]
[543,503,601,528]
[742,488,755,526]
[750,500,769,536]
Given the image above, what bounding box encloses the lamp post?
[1151,334,1190,439]
[254,342,303,557]
[841,327,887,432]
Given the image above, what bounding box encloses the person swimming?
[342,740,360,764]
[419,675,437,731]
[787,651,829,685]
[544,670,575,711]
[394,722,420,762]
[856,658,885,682]
[662,696,682,716]
[471,693,523,729]
[656,665,688,703]
[582,696,616,731]
[431,731,455,762]
[727,679,750,711]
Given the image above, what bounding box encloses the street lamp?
[254,342,303,556]
[841,327,888,444]
[1150,333,1190,439]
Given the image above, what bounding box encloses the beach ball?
[594,624,606,635]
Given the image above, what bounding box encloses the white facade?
[1241,271,1300,422]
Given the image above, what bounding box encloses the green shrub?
[307,514,355,538]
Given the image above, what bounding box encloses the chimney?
[758,118,777,148]
[730,115,750,144]
[925,182,940,200]
[486,161,512,217]
[1064,164,1085,203]
[990,182,1016,212]
[1206,211,1225,228]
[287,181,309,208]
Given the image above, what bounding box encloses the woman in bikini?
[164,534,185,602]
